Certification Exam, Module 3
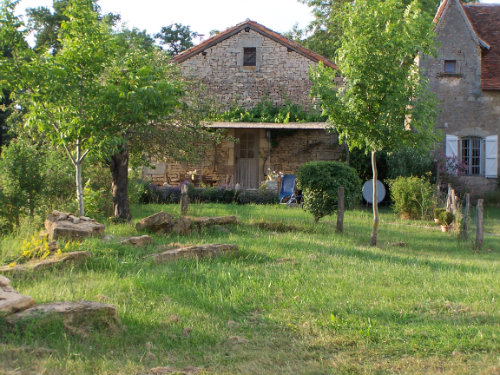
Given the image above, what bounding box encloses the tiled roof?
[434,0,499,91]
[463,4,500,90]
[172,19,337,69]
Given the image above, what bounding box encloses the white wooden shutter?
[445,134,458,158]
[485,135,498,178]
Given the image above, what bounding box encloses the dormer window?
[444,60,457,74]
[243,48,256,66]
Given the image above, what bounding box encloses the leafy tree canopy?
[297,0,474,59]
[26,0,119,54]
[1,0,212,218]
[309,0,439,245]
[155,23,199,56]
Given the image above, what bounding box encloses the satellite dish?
[362,179,386,204]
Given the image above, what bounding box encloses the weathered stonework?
[145,21,344,189]
[421,0,500,192]
[178,29,322,110]
[143,128,343,187]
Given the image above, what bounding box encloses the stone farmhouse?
[421,0,500,192]
[143,20,344,189]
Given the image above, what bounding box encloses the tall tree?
[298,0,464,59]
[310,0,438,246]
[155,23,199,56]
[99,30,210,220]
[26,0,119,54]
[2,0,214,219]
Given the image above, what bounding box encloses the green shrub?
[389,176,435,220]
[144,184,278,205]
[296,161,361,222]
[344,149,388,182]
[439,210,454,226]
[236,190,278,205]
[0,139,44,225]
[128,178,150,204]
[433,208,446,220]
[386,147,434,180]
[81,183,113,220]
[40,148,74,212]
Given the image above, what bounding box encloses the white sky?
[16,0,500,45]
[17,0,315,42]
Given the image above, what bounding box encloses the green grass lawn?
[1,203,499,375]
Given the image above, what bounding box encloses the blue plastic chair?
[279,174,296,203]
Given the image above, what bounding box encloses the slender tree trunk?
[370,150,379,247]
[75,140,85,217]
[110,147,131,221]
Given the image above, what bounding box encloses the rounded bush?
[296,161,361,222]
[439,210,454,226]
[388,176,435,220]
[433,208,446,220]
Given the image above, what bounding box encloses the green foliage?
[297,0,451,59]
[0,139,74,230]
[211,98,326,123]
[235,190,279,205]
[2,1,212,218]
[386,147,434,180]
[40,147,75,210]
[154,23,199,56]
[345,149,388,182]
[128,177,150,205]
[0,139,43,224]
[433,207,446,220]
[310,0,438,154]
[439,210,454,226]
[297,161,361,222]
[389,176,435,219]
[144,184,278,205]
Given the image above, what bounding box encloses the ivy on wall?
[209,99,326,123]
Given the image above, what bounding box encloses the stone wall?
[143,129,343,187]
[179,29,318,110]
[421,0,500,192]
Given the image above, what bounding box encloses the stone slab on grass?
[0,252,91,275]
[120,235,153,247]
[136,212,174,233]
[0,285,35,315]
[189,216,238,228]
[45,211,105,240]
[6,301,122,335]
[152,244,238,263]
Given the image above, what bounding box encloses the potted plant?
[439,210,454,232]
[433,208,446,224]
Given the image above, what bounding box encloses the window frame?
[461,137,483,176]
[243,47,257,67]
[444,60,457,74]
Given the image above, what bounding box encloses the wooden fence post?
[180,184,189,216]
[336,186,345,234]
[460,193,470,240]
[451,189,457,216]
[446,184,452,212]
[475,199,484,250]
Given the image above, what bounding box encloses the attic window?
[444,60,457,74]
[243,48,256,66]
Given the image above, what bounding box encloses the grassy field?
[1,203,499,375]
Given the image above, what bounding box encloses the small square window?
[243,47,256,67]
[444,60,457,74]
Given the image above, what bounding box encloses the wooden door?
[235,131,259,189]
